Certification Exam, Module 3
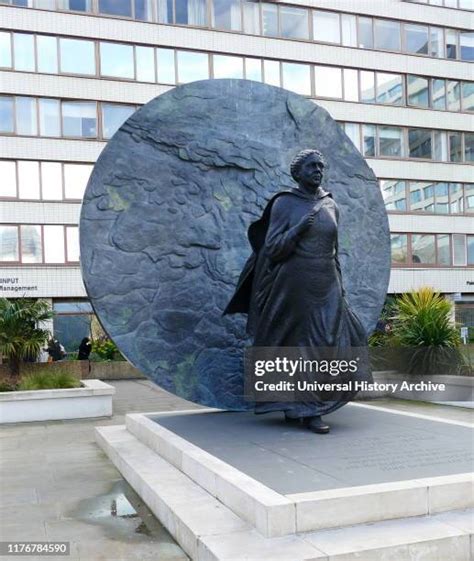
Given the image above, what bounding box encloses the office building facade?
[0,0,473,347]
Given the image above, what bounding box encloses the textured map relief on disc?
[80,79,390,410]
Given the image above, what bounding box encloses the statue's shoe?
[306,416,330,434]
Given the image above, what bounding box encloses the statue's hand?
[296,210,317,236]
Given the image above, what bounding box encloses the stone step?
[124,410,473,536]
[95,424,473,561]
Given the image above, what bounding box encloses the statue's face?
[298,154,325,188]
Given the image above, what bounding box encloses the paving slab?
[151,404,474,495]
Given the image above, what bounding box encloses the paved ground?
[0,381,472,560]
[153,404,474,494]
[0,380,201,561]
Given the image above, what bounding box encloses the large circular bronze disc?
[80,79,390,409]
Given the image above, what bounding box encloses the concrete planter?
[0,379,115,424]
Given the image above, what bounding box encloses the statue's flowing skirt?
[253,254,372,417]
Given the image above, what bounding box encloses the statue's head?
[290,149,326,189]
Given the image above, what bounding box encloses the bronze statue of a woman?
[224,149,372,434]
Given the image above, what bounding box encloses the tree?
[0,298,54,381]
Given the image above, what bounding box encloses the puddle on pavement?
[68,479,185,550]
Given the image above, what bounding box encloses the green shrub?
[0,380,17,392]
[91,338,123,361]
[391,287,465,375]
[18,370,81,391]
[0,298,53,379]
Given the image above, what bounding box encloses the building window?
[452,234,467,266]
[465,133,474,163]
[447,80,461,111]
[156,48,175,84]
[282,63,311,96]
[343,69,358,101]
[13,33,35,71]
[409,128,432,159]
[0,161,16,198]
[64,163,92,199]
[466,184,474,212]
[15,96,37,136]
[374,19,401,51]
[261,3,278,36]
[404,24,429,55]
[460,31,474,61]
[176,51,209,83]
[437,234,451,266]
[379,126,403,157]
[363,124,376,157]
[100,42,134,79]
[407,75,429,108]
[434,183,449,214]
[245,58,262,81]
[41,162,63,200]
[0,226,19,262]
[412,234,436,264]
[449,131,463,162]
[57,0,93,12]
[390,233,472,267]
[21,225,42,264]
[0,96,14,133]
[468,235,474,266]
[462,82,474,112]
[358,17,373,49]
[37,35,58,74]
[343,123,361,153]
[433,130,448,161]
[380,180,407,211]
[450,183,464,214]
[429,27,444,58]
[101,104,135,139]
[446,29,458,59]
[66,226,80,262]
[135,46,155,82]
[175,0,207,26]
[17,160,40,199]
[391,234,408,264]
[59,38,95,75]
[212,0,241,31]
[280,6,309,40]
[43,225,66,263]
[313,10,340,44]
[53,300,93,353]
[38,98,60,137]
[263,59,280,86]
[98,0,132,17]
[213,55,244,79]
[432,79,446,110]
[341,14,357,47]
[156,0,173,23]
[0,160,93,201]
[376,73,403,105]
[410,182,434,212]
[314,66,342,99]
[360,71,375,103]
[62,101,97,138]
[243,0,260,35]
[0,32,12,68]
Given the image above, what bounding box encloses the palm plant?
[391,287,464,374]
[0,298,54,381]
